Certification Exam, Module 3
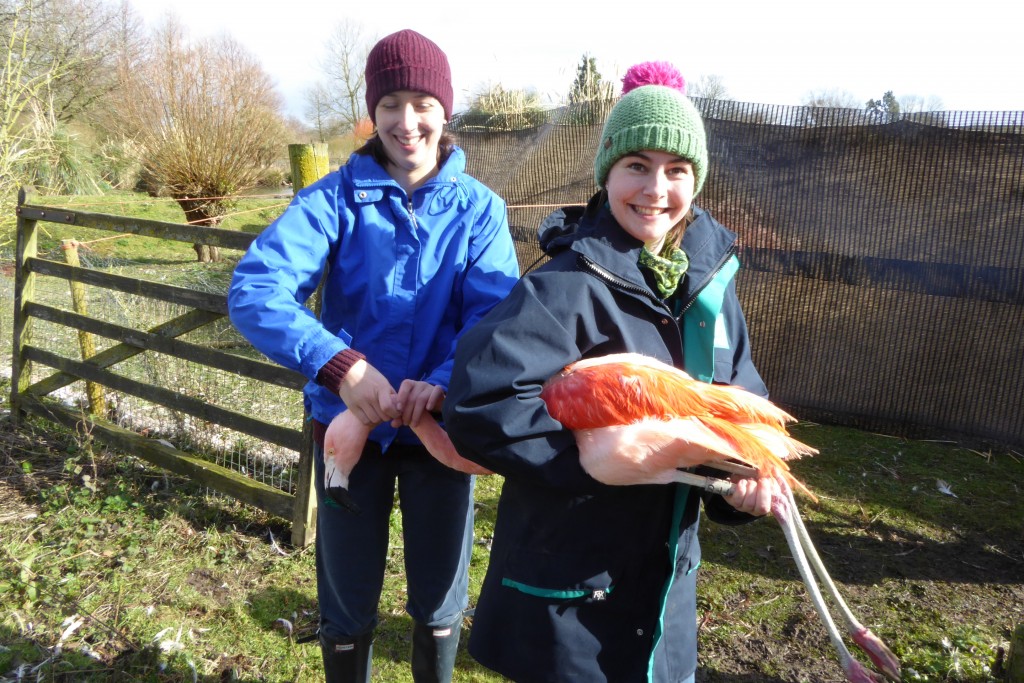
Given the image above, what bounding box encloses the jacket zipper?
[578,255,669,313]
[675,245,737,320]
[407,198,418,230]
[578,254,685,364]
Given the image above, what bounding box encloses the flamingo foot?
[852,627,901,681]
[843,657,887,683]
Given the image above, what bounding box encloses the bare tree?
[312,19,375,134]
[0,0,150,204]
[797,89,866,126]
[303,81,335,142]
[1,0,73,236]
[2,0,144,123]
[687,74,740,121]
[687,74,730,101]
[108,17,287,262]
[898,94,944,113]
[802,88,861,109]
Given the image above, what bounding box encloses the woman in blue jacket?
[443,62,777,683]
[227,30,519,683]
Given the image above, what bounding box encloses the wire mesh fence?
[9,243,303,497]
[451,103,1024,448]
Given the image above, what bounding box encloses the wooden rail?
[9,188,318,546]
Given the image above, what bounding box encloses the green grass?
[694,423,1022,682]
[0,411,508,682]
[3,190,303,493]
[2,416,1021,682]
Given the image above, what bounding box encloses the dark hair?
[665,208,696,251]
[354,131,458,168]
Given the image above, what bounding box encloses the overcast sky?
[134,0,1024,120]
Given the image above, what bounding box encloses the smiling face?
[605,150,696,254]
[374,90,447,193]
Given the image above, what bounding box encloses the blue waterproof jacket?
[228,148,520,448]
[444,193,766,682]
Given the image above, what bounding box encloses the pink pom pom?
[621,61,686,95]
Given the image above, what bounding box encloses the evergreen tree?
[568,54,611,105]
[565,53,613,124]
[866,90,901,122]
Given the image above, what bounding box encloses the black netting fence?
[450,102,1024,449]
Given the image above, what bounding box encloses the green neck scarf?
[639,244,689,298]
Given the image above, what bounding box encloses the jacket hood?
[536,191,655,296]
[538,190,612,255]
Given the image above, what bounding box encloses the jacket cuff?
[316,348,366,395]
[702,490,760,526]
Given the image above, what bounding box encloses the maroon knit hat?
[364,29,453,123]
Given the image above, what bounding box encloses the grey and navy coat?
[444,192,768,683]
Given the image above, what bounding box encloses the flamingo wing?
[540,353,817,499]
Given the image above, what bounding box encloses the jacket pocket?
[679,531,702,578]
[500,548,618,603]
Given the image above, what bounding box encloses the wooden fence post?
[10,186,38,425]
[288,142,330,193]
[286,142,330,547]
[61,239,107,417]
[1007,622,1024,682]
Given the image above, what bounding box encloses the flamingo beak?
[325,486,362,515]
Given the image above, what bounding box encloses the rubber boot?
[410,619,461,683]
[319,630,373,683]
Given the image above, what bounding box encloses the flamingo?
[322,408,492,515]
[539,353,901,683]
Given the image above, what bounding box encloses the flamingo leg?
[667,464,900,682]
[782,483,901,681]
[705,461,760,477]
[669,460,759,497]
[669,469,737,497]
[772,488,885,683]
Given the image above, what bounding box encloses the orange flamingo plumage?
[539,352,900,683]
[540,352,818,498]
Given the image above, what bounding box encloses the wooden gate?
[9,188,317,546]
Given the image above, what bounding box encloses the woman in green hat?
[443,61,778,683]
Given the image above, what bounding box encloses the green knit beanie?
[594,61,708,196]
